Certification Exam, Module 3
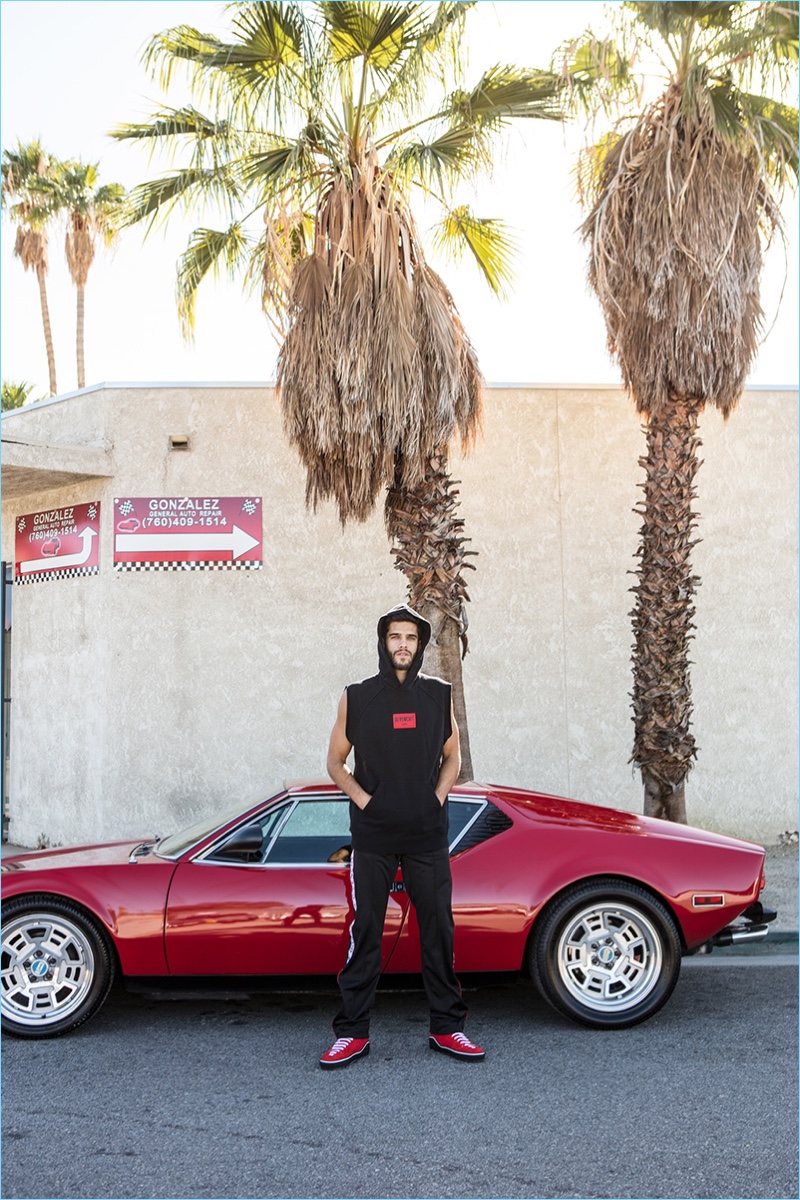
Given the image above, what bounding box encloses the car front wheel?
[530,879,682,1029]
[1,897,115,1038]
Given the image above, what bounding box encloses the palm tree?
[1,379,43,410]
[113,0,563,779]
[1,140,58,395]
[559,1,798,821]
[46,161,126,389]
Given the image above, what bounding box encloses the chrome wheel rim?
[557,901,663,1014]
[2,912,95,1028]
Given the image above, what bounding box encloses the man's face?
[384,621,420,672]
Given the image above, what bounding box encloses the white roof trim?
[1,379,795,421]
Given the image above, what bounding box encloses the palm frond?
[257,202,312,332]
[703,71,741,134]
[725,1,798,95]
[445,65,564,129]
[430,206,517,297]
[387,125,490,193]
[123,168,240,231]
[320,2,426,72]
[758,0,799,63]
[625,2,737,41]
[143,11,310,129]
[572,130,624,208]
[2,140,52,196]
[221,0,314,119]
[176,222,251,336]
[235,128,331,199]
[143,14,301,83]
[740,90,799,183]
[366,2,475,126]
[552,34,638,120]
[235,141,297,187]
[110,106,229,144]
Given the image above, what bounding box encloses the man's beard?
[389,648,417,670]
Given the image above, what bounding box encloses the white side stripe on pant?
[343,850,357,966]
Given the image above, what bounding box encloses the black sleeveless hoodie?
[345,605,453,854]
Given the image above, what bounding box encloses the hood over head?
[377,604,431,688]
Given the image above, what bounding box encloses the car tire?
[1,896,115,1039]
[530,878,682,1029]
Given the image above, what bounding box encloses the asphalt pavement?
[1,961,797,1200]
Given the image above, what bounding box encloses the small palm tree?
[45,161,126,389]
[559,1,798,820]
[1,379,43,410]
[113,0,563,778]
[2,140,59,395]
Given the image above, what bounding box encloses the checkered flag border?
[115,560,262,572]
[16,565,100,585]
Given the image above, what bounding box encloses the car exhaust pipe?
[712,923,770,947]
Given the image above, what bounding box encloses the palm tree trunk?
[76,284,86,389]
[416,600,473,782]
[385,452,476,781]
[35,261,57,395]
[631,398,702,823]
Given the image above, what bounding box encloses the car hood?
[1,839,152,873]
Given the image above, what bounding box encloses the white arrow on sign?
[115,524,259,561]
[20,526,98,573]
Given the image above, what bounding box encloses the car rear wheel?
[1,897,115,1038]
[530,879,681,1029]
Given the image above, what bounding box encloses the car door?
[383,796,525,974]
[164,794,406,976]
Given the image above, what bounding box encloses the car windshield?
[156,800,262,859]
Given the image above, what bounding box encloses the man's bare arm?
[435,703,461,803]
[326,690,372,810]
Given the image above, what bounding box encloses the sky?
[1,0,798,401]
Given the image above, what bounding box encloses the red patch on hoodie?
[393,713,416,730]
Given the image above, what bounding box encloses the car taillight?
[759,870,766,892]
[692,894,725,907]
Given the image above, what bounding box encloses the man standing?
[320,604,485,1068]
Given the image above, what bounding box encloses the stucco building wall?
[1,383,796,846]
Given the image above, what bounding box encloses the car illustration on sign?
[0,781,774,1038]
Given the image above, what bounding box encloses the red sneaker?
[429,1032,485,1060]
[319,1036,370,1070]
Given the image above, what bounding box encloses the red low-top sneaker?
[319,1036,370,1070]
[429,1032,486,1060]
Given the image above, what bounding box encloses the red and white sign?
[113,497,262,570]
[15,502,101,584]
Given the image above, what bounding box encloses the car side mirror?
[218,823,264,858]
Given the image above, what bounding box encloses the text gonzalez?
[33,508,75,526]
[147,499,221,512]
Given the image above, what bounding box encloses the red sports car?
[1,781,774,1038]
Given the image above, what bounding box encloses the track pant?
[333,847,468,1037]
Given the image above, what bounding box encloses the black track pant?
[333,847,468,1038]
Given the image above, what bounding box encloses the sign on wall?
[113,497,262,571]
[15,502,101,584]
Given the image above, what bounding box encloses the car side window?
[447,799,484,852]
[264,799,352,865]
[207,805,289,863]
